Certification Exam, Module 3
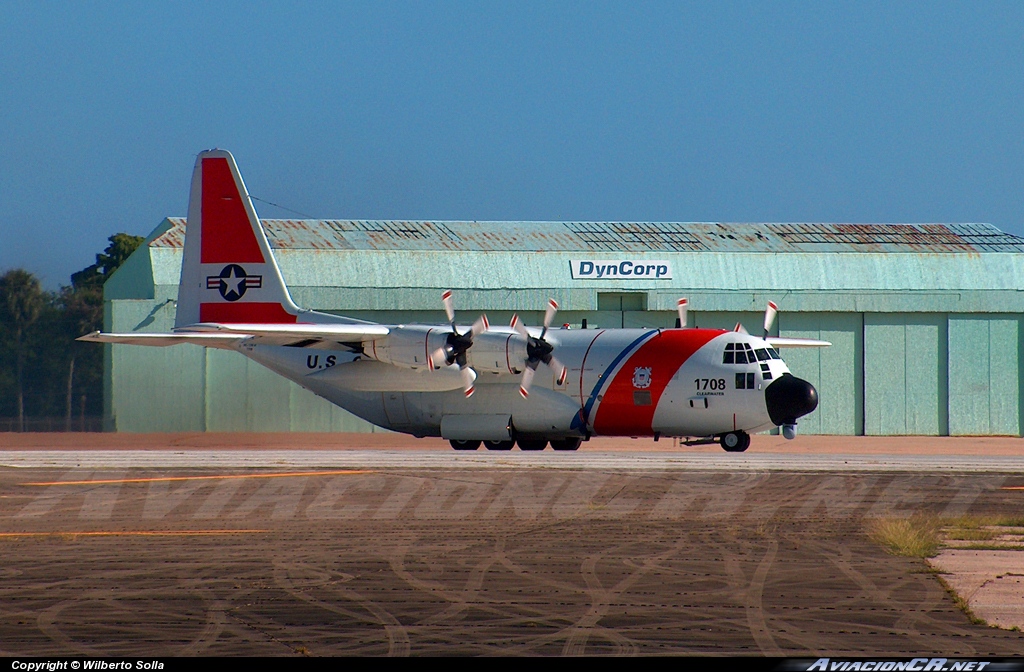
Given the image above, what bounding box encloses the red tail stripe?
[199,302,297,324]
[200,158,265,264]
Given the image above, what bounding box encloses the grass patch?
[868,516,940,558]
[869,515,1024,558]
[954,544,1024,551]
[943,514,1024,530]
[945,528,1000,541]
[990,516,1024,528]
[935,574,988,627]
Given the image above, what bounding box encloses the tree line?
[0,233,143,431]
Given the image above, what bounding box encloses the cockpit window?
[724,341,773,365]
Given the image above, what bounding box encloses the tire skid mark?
[385,536,511,624]
[560,533,689,655]
[417,537,507,625]
[272,560,411,656]
[746,537,781,655]
[814,538,981,656]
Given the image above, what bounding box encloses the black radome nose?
[765,373,818,426]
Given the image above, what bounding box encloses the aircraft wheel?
[549,438,582,451]
[517,438,548,451]
[484,440,514,451]
[719,431,750,453]
[450,439,481,451]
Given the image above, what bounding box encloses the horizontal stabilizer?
[767,337,832,348]
[77,331,246,349]
[181,322,390,341]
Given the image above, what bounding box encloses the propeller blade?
[430,346,449,370]
[441,289,456,326]
[460,366,477,398]
[518,366,536,398]
[676,297,688,328]
[471,314,490,336]
[542,298,559,331]
[547,354,568,386]
[763,301,778,338]
[510,314,529,338]
[734,322,749,334]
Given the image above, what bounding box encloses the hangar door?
[779,313,863,435]
[863,314,948,436]
[947,315,1020,436]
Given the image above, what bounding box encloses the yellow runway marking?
[0,530,268,538]
[23,469,373,487]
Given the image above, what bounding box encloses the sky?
[2,1,1023,288]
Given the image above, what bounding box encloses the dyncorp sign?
[570,260,673,280]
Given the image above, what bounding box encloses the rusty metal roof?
[152,218,1024,254]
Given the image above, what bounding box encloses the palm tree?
[0,270,44,431]
[60,285,102,429]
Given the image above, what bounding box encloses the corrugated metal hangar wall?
[103,218,1024,436]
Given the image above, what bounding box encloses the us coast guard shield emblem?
[632,366,652,389]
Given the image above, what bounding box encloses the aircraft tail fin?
[175,149,302,328]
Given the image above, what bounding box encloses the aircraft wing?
[767,337,832,348]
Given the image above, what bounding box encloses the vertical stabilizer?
[175,150,302,327]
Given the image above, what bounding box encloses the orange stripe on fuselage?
[592,329,721,435]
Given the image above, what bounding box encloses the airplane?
[81,149,829,452]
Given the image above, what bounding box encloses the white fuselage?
[237,326,787,440]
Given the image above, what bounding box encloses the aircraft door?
[382,391,410,428]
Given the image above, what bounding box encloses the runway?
[1,445,1024,656]
[4,449,1024,472]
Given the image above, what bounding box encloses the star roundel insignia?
[206,264,262,302]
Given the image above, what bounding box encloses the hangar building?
[103,218,1024,436]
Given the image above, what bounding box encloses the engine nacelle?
[465,330,529,375]
[366,325,450,370]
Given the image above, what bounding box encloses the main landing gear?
[448,437,582,451]
[719,431,751,453]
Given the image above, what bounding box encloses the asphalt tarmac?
[1,438,1024,656]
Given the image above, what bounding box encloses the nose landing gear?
[719,431,750,453]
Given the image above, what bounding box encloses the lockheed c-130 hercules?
[81,149,829,452]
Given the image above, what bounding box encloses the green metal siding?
[205,350,292,432]
[780,313,864,435]
[108,300,205,432]
[948,315,1021,436]
[107,296,381,433]
[288,385,378,432]
[100,218,1024,436]
[864,314,949,436]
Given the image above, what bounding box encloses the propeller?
[676,297,688,328]
[510,298,568,398]
[429,290,488,397]
[763,301,778,338]
[732,301,778,338]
